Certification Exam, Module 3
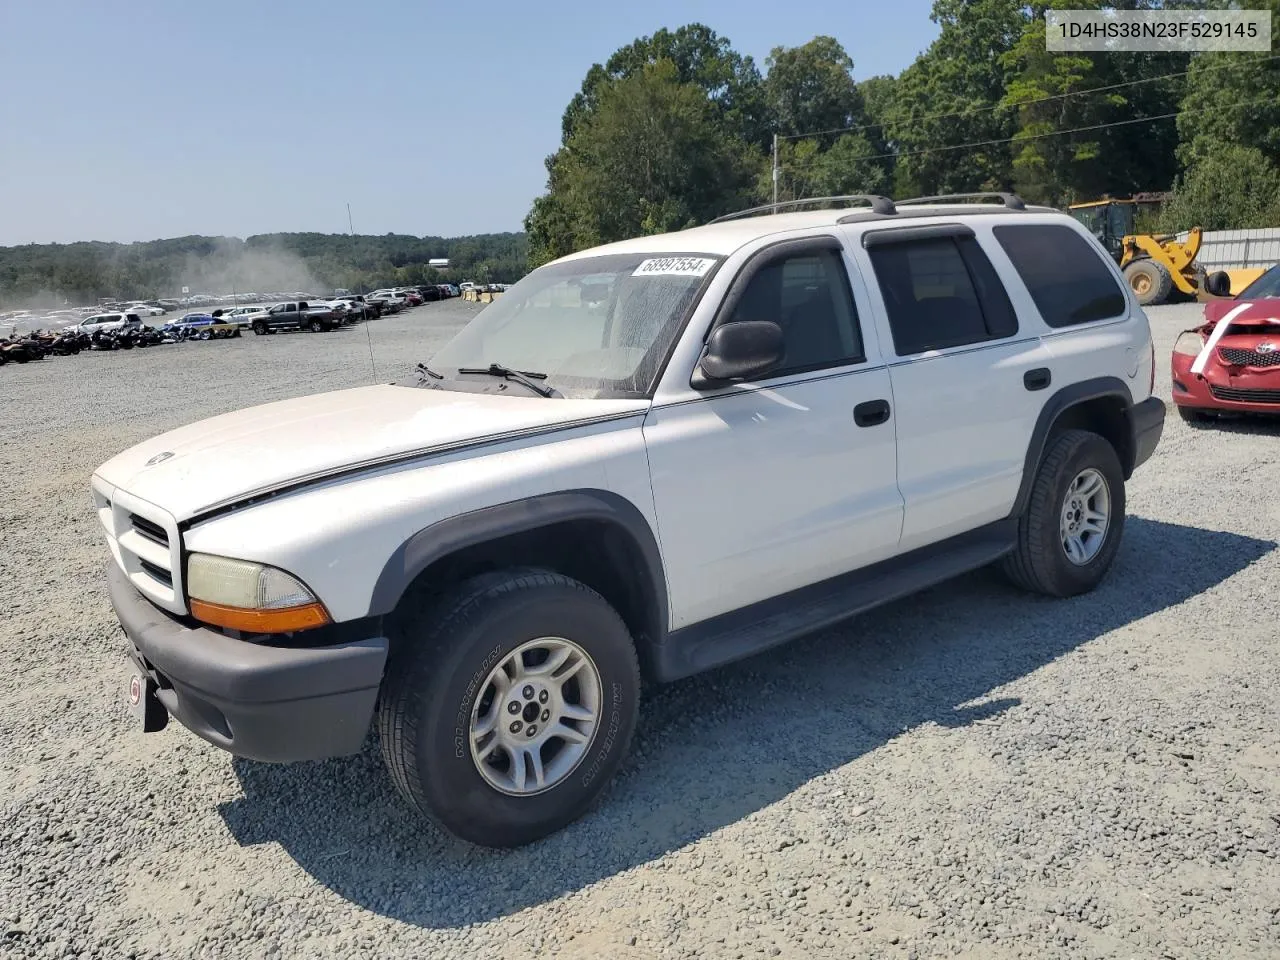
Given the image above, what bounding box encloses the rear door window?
[867,235,1018,356]
[992,224,1127,327]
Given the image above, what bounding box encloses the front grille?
[1218,347,1280,368]
[129,513,169,546]
[92,476,185,614]
[139,559,173,587]
[1208,385,1280,404]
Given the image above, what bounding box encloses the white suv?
[93,194,1165,848]
[79,312,143,333]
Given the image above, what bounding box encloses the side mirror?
[696,321,785,384]
[1204,271,1232,298]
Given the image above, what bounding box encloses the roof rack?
[894,192,1027,211]
[708,194,897,224]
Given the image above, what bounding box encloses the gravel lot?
[1,299,1278,960]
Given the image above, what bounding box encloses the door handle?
[1023,367,1052,391]
[854,399,891,427]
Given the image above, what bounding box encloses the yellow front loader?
[1068,197,1204,306]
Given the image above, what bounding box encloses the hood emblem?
[1256,342,1277,354]
[145,451,174,466]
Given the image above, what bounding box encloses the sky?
[0,0,939,246]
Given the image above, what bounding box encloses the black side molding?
[651,518,1017,683]
[366,489,669,634]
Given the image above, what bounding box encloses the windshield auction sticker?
[632,257,717,278]
[1047,9,1271,52]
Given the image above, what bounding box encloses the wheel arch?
[1011,376,1139,520]
[369,490,669,675]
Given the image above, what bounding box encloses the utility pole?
[772,134,779,209]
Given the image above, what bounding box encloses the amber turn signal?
[189,598,331,633]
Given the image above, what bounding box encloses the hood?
[1202,298,1280,328]
[94,384,650,521]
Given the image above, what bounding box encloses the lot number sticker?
[632,257,715,278]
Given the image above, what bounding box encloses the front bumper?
[108,561,388,762]
[1172,355,1280,415]
[1130,396,1166,472]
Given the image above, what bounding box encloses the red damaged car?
[1172,264,1280,422]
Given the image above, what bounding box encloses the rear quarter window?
[992,223,1127,328]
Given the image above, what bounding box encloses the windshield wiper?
[416,363,443,380]
[457,362,556,398]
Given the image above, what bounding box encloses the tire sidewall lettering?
[454,642,503,759]
[580,681,624,789]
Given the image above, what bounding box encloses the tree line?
[0,232,528,309]
[525,1,1280,265]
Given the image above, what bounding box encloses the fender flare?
[366,489,669,633]
[1009,375,1136,520]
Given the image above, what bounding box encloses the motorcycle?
[89,330,118,351]
[49,330,85,355]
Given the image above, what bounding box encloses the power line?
[776,52,1280,143]
[857,91,1279,164]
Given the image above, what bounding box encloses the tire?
[253,321,267,336]
[377,569,641,848]
[1002,429,1125,598]
[232,327,241,338]
[1123,259,1174,306]
[309,319,323,332]
[1177,404,1209,424]
[199,331,211,341]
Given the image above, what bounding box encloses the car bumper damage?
[108,561,387,762]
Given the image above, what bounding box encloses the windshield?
[1238,264,1280,300]
[427,252,721,398]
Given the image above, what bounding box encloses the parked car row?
[3,287,461,368]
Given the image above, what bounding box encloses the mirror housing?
[1203,270,1232,298]
[695,321,785,385]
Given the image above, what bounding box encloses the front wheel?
[377,570,641,848]
[253,321,267,336]
[309,319,323,332]
[1002,429,1125,598]
[1123,259,1174,306]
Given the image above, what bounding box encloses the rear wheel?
[309,319,323,332]
[377,569,641,848]
[1123,259,1174,306]
[1003,429,1125,598]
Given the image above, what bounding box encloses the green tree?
[1158,144,1280,231]
[761,37,891,202]
[999,2,1186,205]
[559,24,767,148]
[1174,0,1280,167]
[885,0,1027,197]
[527,60,762,265]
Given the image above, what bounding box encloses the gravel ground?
[1,299,1278,960]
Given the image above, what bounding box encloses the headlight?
[1173,330,1206,357]
[186,553,331,633]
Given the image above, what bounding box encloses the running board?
[652,520,1017,682]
